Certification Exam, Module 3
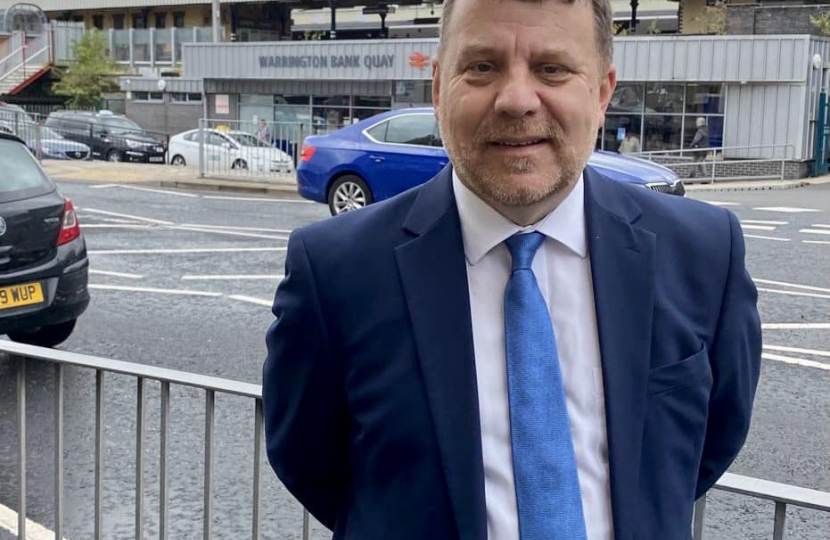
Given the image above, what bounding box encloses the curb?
[157,178,299,196]
[684,181,810,192]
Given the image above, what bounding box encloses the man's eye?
[471,62,493,74]
[541,65,563,75]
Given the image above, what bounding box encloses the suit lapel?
[585,167,656,540]
[395,167,487,540]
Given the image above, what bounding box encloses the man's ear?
[432,59,441,119]
[597,64,617,127]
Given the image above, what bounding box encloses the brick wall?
[726,5,830,36]
[658,159,812,180]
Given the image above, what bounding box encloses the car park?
[168,128,294,174]
[0,132,89,347]
[296,108,685,216]
[44,110,166,164]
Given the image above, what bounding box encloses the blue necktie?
[504,232,587,540]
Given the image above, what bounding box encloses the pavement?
[41,160,830,196]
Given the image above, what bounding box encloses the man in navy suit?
[263,0,761,538]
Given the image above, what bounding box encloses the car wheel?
[328,175,373,216]
[171,154,186,166]
[107,150,123,162]
[232,159,248,170]
[8,319,77,348]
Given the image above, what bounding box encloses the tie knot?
[505,232,545,271]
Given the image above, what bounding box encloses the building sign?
[215,94,230,115]
[183,39,440,81]
[258,54,396,70]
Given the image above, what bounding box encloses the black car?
[0,133,89,347]
[44,110,166,164]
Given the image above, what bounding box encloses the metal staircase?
[0,30,52,96]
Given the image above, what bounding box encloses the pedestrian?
[262,1,761,539]
[254,119,271,144]
[618,130,641,154]
[690,117,710,179]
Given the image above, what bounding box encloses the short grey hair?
[437,0,615,71]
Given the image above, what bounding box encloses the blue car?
[297,108,684,215]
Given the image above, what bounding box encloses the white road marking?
[173,225,289,241]
[179,223,293,234]
[81,224,152,229]
[740,224,777,231]
[89,247,287,255]
[0,503,69,540]
[741,220,788,225]
[800,228,830,236]
[744,234,790,242]
[228,294,273,307]
[702,201,740,207]
[803,240,830,245]
[80,217,145,225]
[753,206,821,213]
[762,323,830,330]
[763,344,830,358]
[761,352,830,371]
[754,278,830,294]
[812,224,830,229]
[78,208,174,226]
[89,183,116,189]
[89,269,144,279]
[203,195,314,204]
[757,287,830,300]
[89,284,222,297]
[183,274,284,280]
[116,185,199,198]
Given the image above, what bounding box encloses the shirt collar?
[452,169,588,265]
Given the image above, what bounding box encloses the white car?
[168,128,294,174]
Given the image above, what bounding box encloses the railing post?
[108,29,115,62]
[17,357,27,540]
[159,381,170,540]
[692,496,707,540]
[54,364,64,540]
[303,509,311,540]
[204,389,215,540]
[95,370,105,540]
[199,118,205,178]
[772,502,787,540]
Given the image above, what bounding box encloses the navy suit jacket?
[263,166,761,540]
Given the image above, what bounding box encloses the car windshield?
[101,117,143,134]
[0,139,52,196]
[230,132,271,148]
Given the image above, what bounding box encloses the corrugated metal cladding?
[0,0,259,10]
[725,83,806,160]
[183,39,440,81]
[204,79,391,96]
[614,35,812,83]
[126,78,203,93]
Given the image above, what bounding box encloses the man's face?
[433,0,616,208]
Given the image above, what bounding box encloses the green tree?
[53,30,119,109]
[810,11,830,37]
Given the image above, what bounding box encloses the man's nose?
[494,67,541,118]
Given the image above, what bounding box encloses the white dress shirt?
[452,171,614,540]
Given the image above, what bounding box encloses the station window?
[173,12,186,28]
[92,15,104,30]
[171,93,203,103]
[112,14,125,30]
[133,92,163,102]
[155,13,167,29]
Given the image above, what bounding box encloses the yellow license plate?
[0,282,44,310]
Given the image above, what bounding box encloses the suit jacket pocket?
[647,344,712,396]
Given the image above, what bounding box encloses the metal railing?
[0,110,168,163]
[633,143,797,183]
[693,474,830,540]
[1,340,313,540]
[3,340,829,539]
[195,118,346,181]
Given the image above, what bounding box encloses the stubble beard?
[441,115,594,207]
